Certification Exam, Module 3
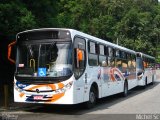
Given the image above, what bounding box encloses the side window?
[108,47,113,57]
[131,54,136,71]
[128,54,133,71]
[116,58,122,71]
[115,50,120,58]
[115,49,120,70]
[99,44,105,55]
[145,58,149,68]
[74,37,86,79]
[122,59,128,73]
[89,42,96,54]
[121,51,128,73]
[143,57,147,69]
[99,44,107,66]
[88,41,98,66]
[108,47,115,67]
[148,59,155,68]
[151,59,155,69]
[121,51,126,59]
[105,46,109,56]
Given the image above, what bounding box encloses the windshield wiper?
[27,45,34,58]
[49,41,56,51]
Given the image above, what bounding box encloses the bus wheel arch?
[85,82,99,109]
[91,82,99,98]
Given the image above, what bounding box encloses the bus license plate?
[33,96,43,100]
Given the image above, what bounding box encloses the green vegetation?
[0,0,160,62]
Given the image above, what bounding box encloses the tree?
[0,1,37,37]
[21,0,59,28]
[0,0,160,61]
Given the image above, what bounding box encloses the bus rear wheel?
[143,78,147,89]
[85,87,97,109]
[123,81,128,97]
[151,75,154,85]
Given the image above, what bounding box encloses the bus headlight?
[14,84,23,92]
[14,82,26,92]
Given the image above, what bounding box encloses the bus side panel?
[128,79,137,90]
[74,73,86,104]
[137,69,153,86]
[83,66,102,102]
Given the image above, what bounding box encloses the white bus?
[136,52,156,87]
[10,28,138,108]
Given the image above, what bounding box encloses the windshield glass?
[136,57,144,70]
[16,42,72,78]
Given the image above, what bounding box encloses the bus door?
[136,56,144,80]
[73,37,86,103]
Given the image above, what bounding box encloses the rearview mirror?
[75,48,84,68]
[8,41,16,64]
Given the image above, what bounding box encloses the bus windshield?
[16,41,72,78]
[136,57,144,70]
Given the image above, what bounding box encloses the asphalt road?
[1,80,160,120]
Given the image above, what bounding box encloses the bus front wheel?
[85,87,97,109]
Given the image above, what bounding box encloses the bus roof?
[136,52,155,59]
[69,29,136,54]
[17,28,136,54]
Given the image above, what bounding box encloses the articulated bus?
[136,52,156,87]
[9,28,138,108]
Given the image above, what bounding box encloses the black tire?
[123,81,128,97]
[143,78,147,89]
[151,75,154,85]
[85,87,97,109]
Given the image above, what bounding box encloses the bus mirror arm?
[8,41,16,64]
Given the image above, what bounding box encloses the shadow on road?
[22,81,160,115]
